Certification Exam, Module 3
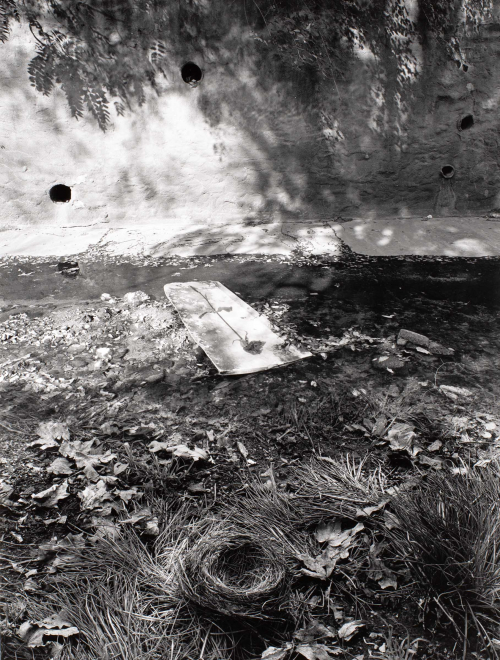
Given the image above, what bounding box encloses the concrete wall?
[1,1,500,231]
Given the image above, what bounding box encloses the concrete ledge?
[1,216,500,258]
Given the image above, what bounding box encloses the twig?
[0,421,24,435]
[0,353,31,368]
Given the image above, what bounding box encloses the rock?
[116,365,165,389]
[397,329,454,356]
[372,354,408,375]
[67,344,86,354]
[123,291,149,308]
[72,357,89,368]
[96,347,112,359]
[57,261,79,277]
[113,347,129,359]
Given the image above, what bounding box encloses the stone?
[123,291,149,308]
[57,261,79,277]
[397,329,454,356]
[67,344,86,354]
[71,357,89,368]
[372,354,408,375]
[96,347,112,359]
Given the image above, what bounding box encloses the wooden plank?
[164,281,312,375]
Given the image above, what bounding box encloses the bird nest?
[177,522,292,621]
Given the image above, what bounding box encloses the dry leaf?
[387,423,415,452]
[18,612,79,647]
[337,621,365,641]
[427,440,442,452]
[116,488,140,503]
[261,644,292,660]
[419,455,444,470]
[32,481,70,507]
[237,441,249,459]
[46,458,73,476]
[296,643,342,660]
[30,421,70,450]
[378,576,398,589]
[78,480,112,509]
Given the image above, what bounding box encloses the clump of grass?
[372,627,426,660]
[387,463,500,655]
[6,493,307,660]
[292,455,387,523]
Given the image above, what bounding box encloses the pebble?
[372,354,408,375]
[96,347,112,359]
[123,291,150,308]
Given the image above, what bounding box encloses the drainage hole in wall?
[441,165,455,178]
[458,114,474,131]
[49,184,71,203]
[181,62,202,84]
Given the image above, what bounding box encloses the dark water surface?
[1,255,500,310]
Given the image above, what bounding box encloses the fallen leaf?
[83,464,100,481]
[315,522,364,546]
[19,617,79,647]
[50,642,64,659]
[439,385,472,398]
[120,507,159,535]
[78,480,112,509]
[295,619,336,642]
[0,479,14,505]
[419,455,444,470]
[90,516,120,540]
[261,644,292,660]
[43,515,67,526]
[427,440,442,452]
[32,481,70,507]
[148,443,208,461]
[37,613,76,630]
[115,488,140,503]
[187,482,207,493]
[378,576,398,589]
[296,643,342,660]
[237,441,249,459]
[32,421,70,449]
[387,423,415,452]
[337,620,365,641]
[23,578,40,592]
[383,510,400,530]
[47,458,73,476]
[356,501,388,518]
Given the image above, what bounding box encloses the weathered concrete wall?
[1,2,500,231]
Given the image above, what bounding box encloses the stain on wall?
[1,1,500,230]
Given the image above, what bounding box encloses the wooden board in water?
[164,281,312,375]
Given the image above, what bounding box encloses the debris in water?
[164,281,312,375]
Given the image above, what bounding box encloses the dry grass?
[177,522,292,620]
[292,455,387,523]
[387,463,500,656]
[7,453,500,659]
[4,494,308,660]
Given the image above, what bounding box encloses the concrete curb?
[1,216,500,258]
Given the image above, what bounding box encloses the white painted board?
[164,281,312,375]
